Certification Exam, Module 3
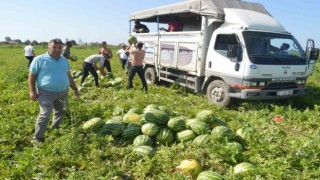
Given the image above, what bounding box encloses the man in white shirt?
[80,53,108,87]
[24,43,36,67]
[116,44,129,70]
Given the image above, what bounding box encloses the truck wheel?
[145,67,157,84]
[207,80,233,107]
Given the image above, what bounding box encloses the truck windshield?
[243,31,306,65]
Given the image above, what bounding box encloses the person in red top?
[126,42,148,92]
[160,16,183,32]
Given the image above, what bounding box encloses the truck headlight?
[259,82,266,86]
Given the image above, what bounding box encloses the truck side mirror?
[309,48,319,61]
[227,44,238,58]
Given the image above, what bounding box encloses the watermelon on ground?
[141,123,160,137]
[156,128,174,145]
[233,162,256,174]
[133,135,153,146]
[143,104,160,113]
[210,118,228,129]
[211,126,235,140]
[196,110,214,123]
[133,146,155,157]
[193,134,211,147]
[176,130,196,143]
[122,112,142,123]
[122,126,141,140]
[176,159,202,177]
[197,171,225,180]
[82,117,104,133]
[99,119,124,136]
[189,121,210,135]
[167,116,187,132]
[144,109,170,125]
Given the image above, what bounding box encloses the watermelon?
[128,35,138,44]
[226,142,243,153]
[167,116,187,132]
[193,134,211,146]
[176,130,196,143]
[78,87,88,93]
[159,106,173,115]
[122,113,142,123]
[122,126,141,140]
[186,118,198,128]
[197,171,225,180]
[211,126,235,140]
[196,110,214,123]
[110,116,123,121]
[99,119,124,136]
[156,128,174,145]
[82,117,104,133]
[133,135,153,146]
[141,123,160,137]
[210,118,228,129]
[127,107,142,114]
[233,162,256,174]
[143,104,160,113]
[236,126,255,140]
[144,109,170,125]
[82,81,92,87]
[133,146,155,157]
[71,55,78,61]
[126,123,141,129]
[176,159,202,177]
[75,71,83,78]
[189,121,210,135]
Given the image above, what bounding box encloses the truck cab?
[129,0,319,107]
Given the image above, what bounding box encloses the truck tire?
[145,67,157,84]
[207,80,233,107]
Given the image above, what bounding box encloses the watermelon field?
[1,44,320,179]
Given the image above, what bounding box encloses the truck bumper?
[230,87,307,100]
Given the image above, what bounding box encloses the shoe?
[31,138,43,148]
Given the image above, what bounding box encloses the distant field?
[1,45,320,179]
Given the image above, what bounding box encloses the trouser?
[120,58,127,69]
[127,66,147,91]
[34,88,69,142]
[104,60,112,72]
[25,56,34,67]
[81,62,99,87]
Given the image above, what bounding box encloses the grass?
[0,45,320,179]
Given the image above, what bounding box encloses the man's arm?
[67,72,80,99]
[28,72,38,101]
[108,49,113,58]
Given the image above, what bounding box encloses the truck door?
[206,33,244,84]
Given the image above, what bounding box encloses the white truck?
[129,0,319,107]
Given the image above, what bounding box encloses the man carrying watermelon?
[62,41,77,61]
[126,42,148,92]
[28,38,80,144]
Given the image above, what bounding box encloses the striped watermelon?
[141,123,160,137]
[156,128,174,145]
[122,126,142,140]
[236,126,255,140]
[122,113,142,123]
[133,135,153,146]
[176,130,196,142]
[127,107,142,114]
[144,109,170,125]
[197,171,225,180]
[143,104,159,113]
[176,159,202,177]
[211,126,235,140]
[226,142,243,153]
[82,117,104,133]
[189,121,210,135]
[133,146,155,157]
[193,134,211,146]
[159,105,173,116]
[186,118,198,128]
[233,162,256,174]
[99,119,124,136]
[210,118,228,129]
[167,116,187,132]
[196,110,214,123]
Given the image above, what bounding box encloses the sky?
[0,0,319,47]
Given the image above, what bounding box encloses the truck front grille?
[267,82,297,89]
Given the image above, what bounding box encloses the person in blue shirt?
[28,38,80,144]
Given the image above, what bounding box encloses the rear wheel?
[207,80,233,107]
[145,67,157,84]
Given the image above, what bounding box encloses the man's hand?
[29,91,38,101]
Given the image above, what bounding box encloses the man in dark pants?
[126,42,147,92]
[81,53,108,87]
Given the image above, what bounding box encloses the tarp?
[130,0,270,22]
